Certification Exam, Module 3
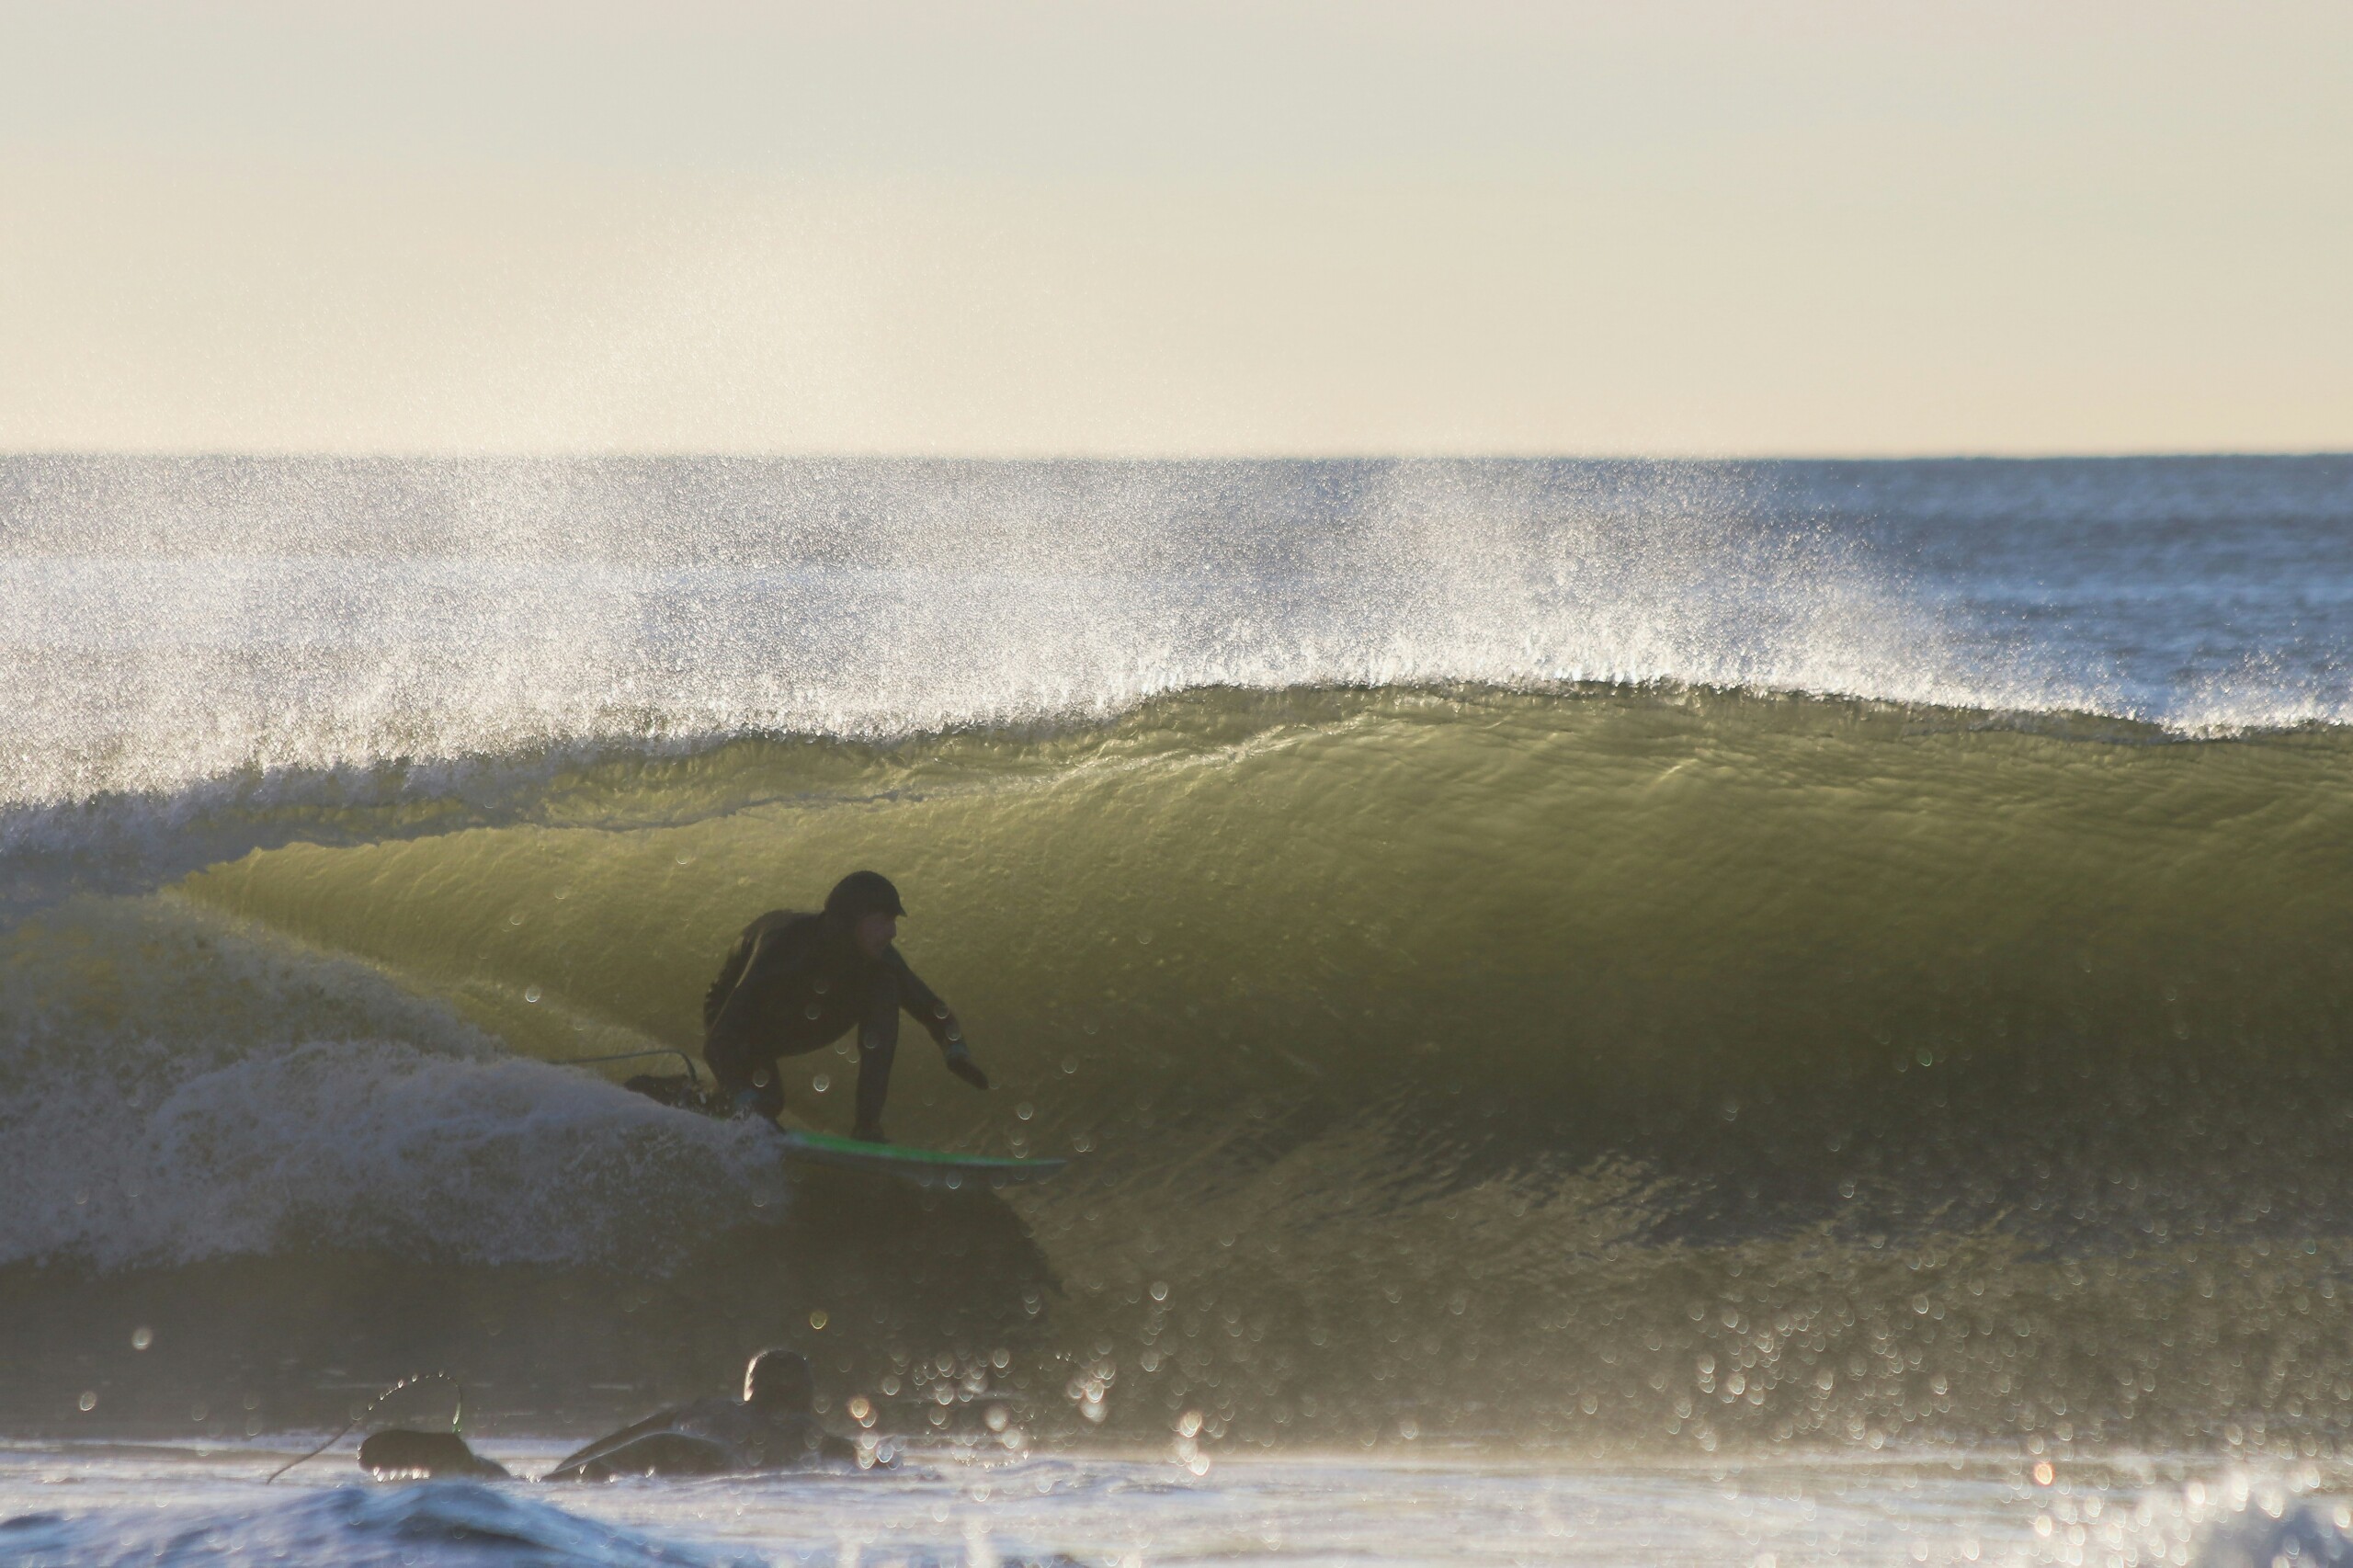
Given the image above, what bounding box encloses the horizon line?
[4,448,2349,466]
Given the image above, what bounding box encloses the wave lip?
[17,452,2348,818]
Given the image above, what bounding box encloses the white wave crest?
[0,899,782,1272]
[0,458,2058,815]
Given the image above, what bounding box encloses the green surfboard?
[771,1125,1069,1188]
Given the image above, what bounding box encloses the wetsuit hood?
[824,870,905,926]
[744,1348,815,1412]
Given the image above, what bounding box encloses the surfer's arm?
[889,951,961,1048]
[543,1409,682,1481]
[888,951,986,1089]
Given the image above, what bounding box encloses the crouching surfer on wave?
[703,870,988,1143]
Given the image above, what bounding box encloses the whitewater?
[4,454,2352,1565]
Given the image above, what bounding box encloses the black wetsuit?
[543,1396,858,1482]
[702,909,964,1129]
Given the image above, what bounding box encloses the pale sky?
[1,1,2347,456]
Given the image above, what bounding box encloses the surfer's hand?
[945,1042,989,1091]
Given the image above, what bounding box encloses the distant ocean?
[3,455,2350,1565]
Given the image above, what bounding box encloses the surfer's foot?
[851,1120,889,1144]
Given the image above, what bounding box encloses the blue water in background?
[1752,456,2353,726]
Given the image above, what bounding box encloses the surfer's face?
[852,911,897,958]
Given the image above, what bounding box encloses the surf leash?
[264,1371,466,1483]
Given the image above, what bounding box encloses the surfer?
[352,1349,865,1482]
[703,870,988,1143]
[544,1348,866,1481]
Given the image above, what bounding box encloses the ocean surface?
[3,454,2351,1564]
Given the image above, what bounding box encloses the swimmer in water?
[355,1350,866,1482]
[544,1349,864,1481]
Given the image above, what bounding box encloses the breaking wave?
[6,684,2351,1455]
[6,454,2353,1454]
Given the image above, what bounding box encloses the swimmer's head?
[744,1347,815,1411]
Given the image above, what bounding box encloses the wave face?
[4,457,2353,1456]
